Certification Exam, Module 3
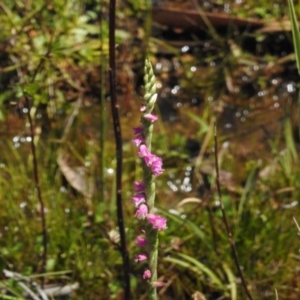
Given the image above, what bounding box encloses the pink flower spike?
[138,144,150,158]
[131,193,146,207]
[144,113,158,122]
[136,236,147,247]
[134,181,145,193]
[134,253,147,262]
[151,281,165,287]
[147,214,167,230]
[143,269,151,280]
[135,204,148,220]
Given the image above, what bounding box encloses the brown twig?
[213,122,253,300]
[100,0,107,212]
[11,39,52,281]
[25,45,53,282]
[25,96,47,278]
[24,53,51,281]
[108,0,131,299]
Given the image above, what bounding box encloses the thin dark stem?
[25,97,47,280]
[109,0,131,299]
[100,0,107,209]
[26,47,53,280]
[213,122,253,300]
[4,4,50,274]
[21,45,52,282]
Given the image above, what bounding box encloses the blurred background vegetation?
[0,0,300,299]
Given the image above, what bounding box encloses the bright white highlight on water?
[181,46,189,53]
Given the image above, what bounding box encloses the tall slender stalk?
[100,0,107,206]
[27,48,53,281]
[10,52,49,279]
[108,0,131,299]
[214,123,253,300]
[131,59,166,300]
[14,47,51,281]
[25,96,47,280]
[143,60,159,300]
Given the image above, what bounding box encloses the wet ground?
[1,1,299,191]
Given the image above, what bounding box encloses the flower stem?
[143,58,158,299]
[132,58,165,299]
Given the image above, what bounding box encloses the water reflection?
[168,208,186,219]
[20,202,27,209]
[106,168,114,175]
[181,46,189,53]
[171,85,180,94]
[167,167,193,193]
[12,135,32,148]
[60,186,67,193]
[281,201,298,209]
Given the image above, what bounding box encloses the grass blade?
[288,0,300,74]
[222,263,237,300]
[164,254,224,290]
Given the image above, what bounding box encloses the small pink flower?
[136,236,147,247]
[143,153,153,166]
[143,269,151,280]
[144,153,164,176]
[144,113,158,122]
[149,155,164,176]
[134,181,145,193]
[137,145,164,176]
[151,281,165,287]
[140,106,146,112]
[138,144,151,158]
[131,193,146,207]
[132,136,144,147]
[147,214,167,230]
[134,253,147,262]
[135,204,148,220]
[132,126,144,147]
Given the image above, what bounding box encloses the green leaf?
[183,111,209,135]
[222,263,237,300]
[0,255,6,274]
[284,117,298,162]
[0,295,24,300]
[164,253,224,290]
[238,164,260,219]
[0,110,4,121]
[23,83,39,97]
[288,0,300,75]
[160,209,213,251]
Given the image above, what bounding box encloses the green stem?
[146,227,158,299]
[143,165,158,299]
